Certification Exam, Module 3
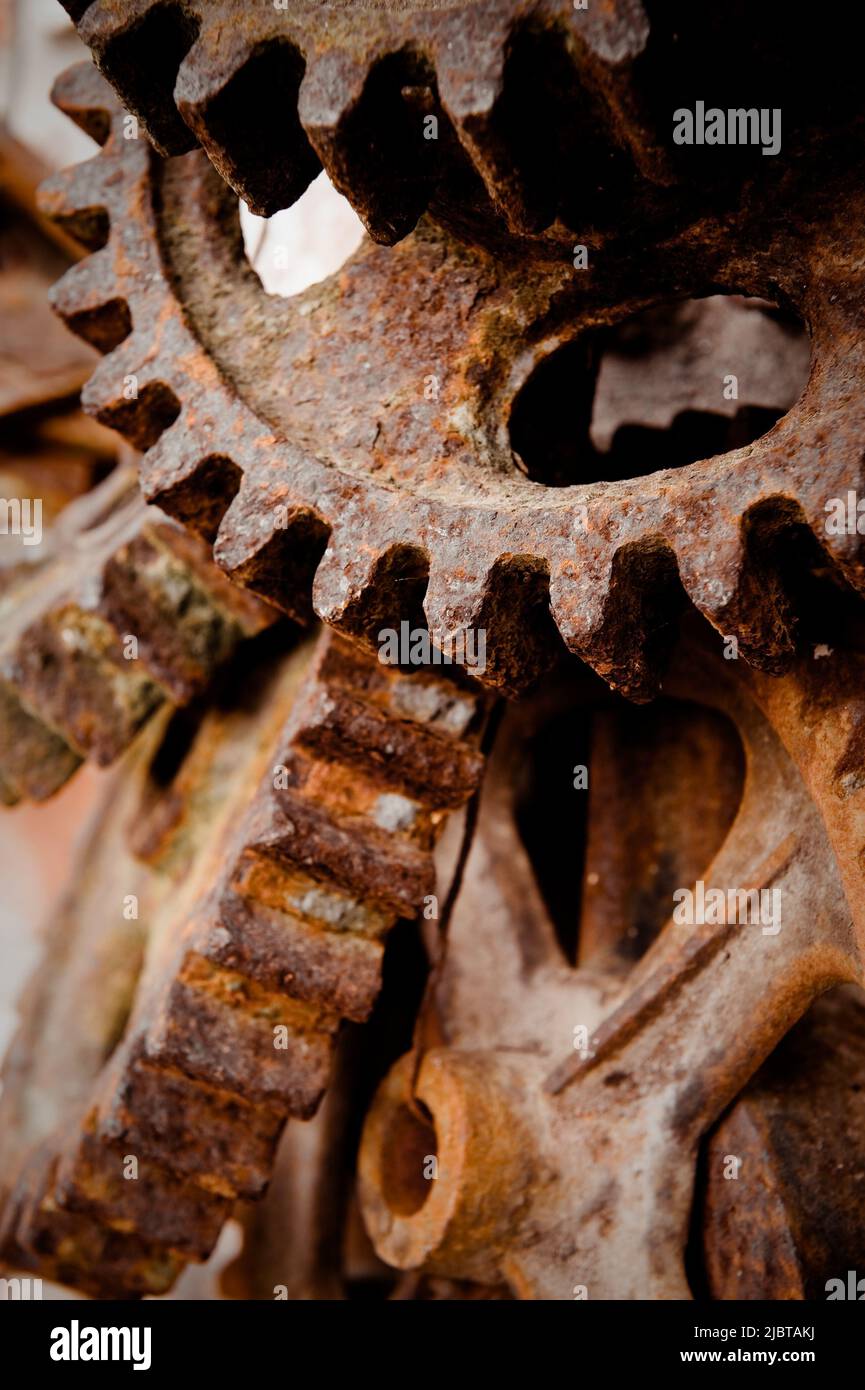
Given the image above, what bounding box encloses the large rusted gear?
[358,625,865,1297]
[0,626,485,1296]
[39,60,865,700]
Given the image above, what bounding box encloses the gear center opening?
[509,295,810,488]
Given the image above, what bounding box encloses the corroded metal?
[703,985,865,1300]
[55,2,861,257]
[56,0,664,236]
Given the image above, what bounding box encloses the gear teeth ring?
[41,61,865,700]
[0,627,485,1296]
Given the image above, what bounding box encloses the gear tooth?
[549,551,611,651]
[423,556,487,660]
[214,488,330,626]
[81,338,182,451]
[678,508,801,674]
[439,8,660,234]
[314,538,430,648]
[429,551,565,695]
[54,1133,229,1262]
[0,682,82,803]
[680,499,832,675]
[37,160,111,251]
[79,0,200,156]
[563,0,672,186]
[48,250,131,352]
[311,531,382,626]
[143,954,338,1117]
[676,522,747,630]
[79,333,145,409]
[141,445,244,544]
[435,16,545,235]
[49,60,118,143]
[553,540,685,701]
[299,46,437,245]
[176,29,321,217]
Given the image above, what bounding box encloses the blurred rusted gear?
[40,61,865,699]
[0,464,272,804]
[358,627,865,1297]
[0,627,485,1297]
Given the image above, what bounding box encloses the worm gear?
[40,60,865,701]
[0,626,485,1296]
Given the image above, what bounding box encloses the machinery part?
[0,464,272,805]
[40,62,865,699]
[358,625,865,1297]
[702,984,865,1301]
[0,626,485,1296]
[56,3,861,250]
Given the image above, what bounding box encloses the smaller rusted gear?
[0,464,272,804]
[358,625,865,1297]
[40,61,865,701]
[0,625,485,1297]
[56,1,861,253]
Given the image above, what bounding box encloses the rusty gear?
[40,60,865,700]
[5,2,865,1306]
[0,626,485,1296]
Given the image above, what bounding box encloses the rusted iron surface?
[0,627,485,1296]
[358,630,865,1297]
[39,61,865,698]
[0,464,273,804]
